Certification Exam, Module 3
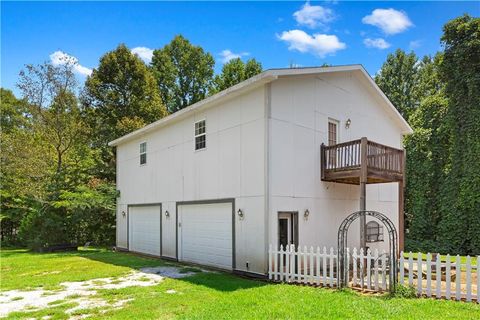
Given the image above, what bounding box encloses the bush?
[390,284,417,299]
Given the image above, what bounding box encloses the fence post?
[436,253,441,298]
[466,256,471,302]
[417,252,422,296]
[366,249,372,290]
[445,254,451,300]
[353,248,357,287]
[329,247,334,287]
[455,255,461,300]
[374,249,379,291]
[316,247,321,286]
[426,253,432,297]
[279,245,284,282]
[269,244,273,280]
[322,247,327,286]
[399,252,404,286]
[477,256,480,303]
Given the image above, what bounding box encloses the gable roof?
[109,64,412,147]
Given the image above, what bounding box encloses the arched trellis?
[337,210,398,292]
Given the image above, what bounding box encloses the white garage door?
[128,205,161,256]
[178,202,233,270]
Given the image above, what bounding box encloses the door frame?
[175,198,236,269]
[277,211,299,249]
[127,203,162,257]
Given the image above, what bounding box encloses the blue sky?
[2,1,479,96]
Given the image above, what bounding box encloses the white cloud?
[219,49,249,63]
[49,51,92,77]
[278,29,346,58]
[363,38,391,49]
[362,8,413,35]
[131,47,154,63]
[293,2,335,29]
[409,40,422,50]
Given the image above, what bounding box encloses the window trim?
[327,118,340,146]
[139,141,147,166]
[194,119,207,151]
[366,220,384,243]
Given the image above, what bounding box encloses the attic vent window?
[194,120,206,150]
[366,221,384,242]
[139,142,147,165]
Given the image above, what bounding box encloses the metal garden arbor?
[337,210,398,292]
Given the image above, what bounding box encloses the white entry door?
[178,202,233,270]
[128,205,161,256]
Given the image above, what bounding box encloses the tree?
[437,15,480,254]
[151,35,215,113]
[374,49,419,121]
[83,44,167,180]
[210,58,262,93]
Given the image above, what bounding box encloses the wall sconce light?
[237,209,244,219]
[122,211,126,218]
[304,209,310,220]
[165,210,170,218]
[345,118,351,129]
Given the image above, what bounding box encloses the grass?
[1,248,479,319]
[404,252,478,265]
[0,247,165,291]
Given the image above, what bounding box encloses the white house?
[109,65,412,276]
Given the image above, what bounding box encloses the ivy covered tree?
[210,58,262,94]
[437,15,480,254]
[151,35,215,113]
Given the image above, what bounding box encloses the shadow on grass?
[176,271,267,292]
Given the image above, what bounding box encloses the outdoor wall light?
[345,118,352,129]
[122,211,126,218]
[165,210,170,218]
[304,209,310,219]
[237,209,244,219]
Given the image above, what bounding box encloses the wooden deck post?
[398,149,406,253]
[360,137,368,251]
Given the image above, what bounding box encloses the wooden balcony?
[321,137,405,185]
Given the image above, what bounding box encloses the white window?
[366,221,384,242]
[328,119,339,146]
[194,120,206,150]
[139,142,147,165]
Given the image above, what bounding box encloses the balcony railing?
[321,138,405,184]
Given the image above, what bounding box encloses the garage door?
[178,202,233,270]
[128,205,161,256]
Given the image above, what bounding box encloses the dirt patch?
[0,266,198,318]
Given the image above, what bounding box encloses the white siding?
[268,72,403,251]
[116,86,267,274]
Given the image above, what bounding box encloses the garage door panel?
[178,202,233,270]
[129,205,161,256]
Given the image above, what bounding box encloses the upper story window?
[194,120,206,150]
[139,142,147,165]
[366,221,384,242]
[328,119,339,146]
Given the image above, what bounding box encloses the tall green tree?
[151,35,215,113]
[375,49,419,121]
[83,44,167,179]
[210,58,262,93]
[437,15,480,254]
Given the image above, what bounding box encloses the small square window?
[194,120,206,151]
[139,142,147,165]
[366,221,384,242]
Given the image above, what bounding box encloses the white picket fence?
[399,252,480,302]
[268,245,480,303]
[268,245,390,290]
[268,245,338,287]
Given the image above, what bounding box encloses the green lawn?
[1,248,479,319]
